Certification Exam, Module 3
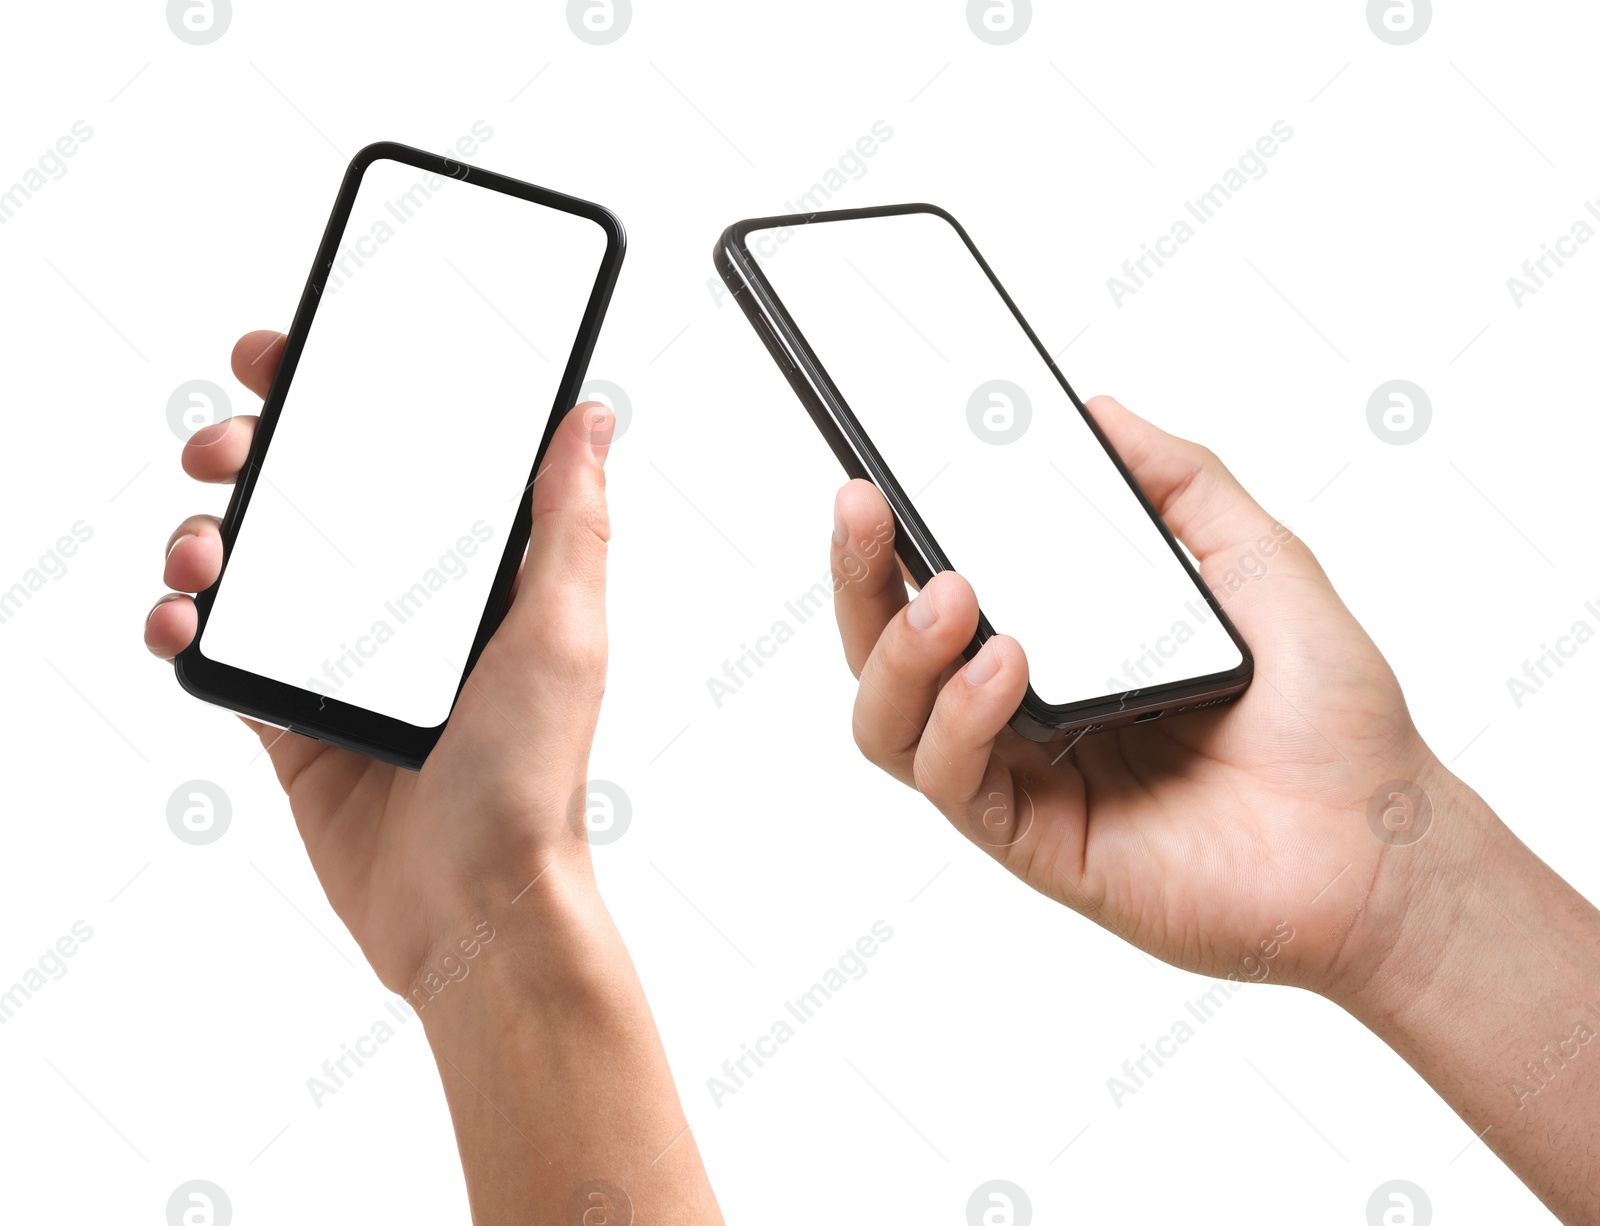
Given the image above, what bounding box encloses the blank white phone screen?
[746,212,1242,708]
[201,157,609,728]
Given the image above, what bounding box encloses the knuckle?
[910,749,943,801]
[879,615,936,678]
[850,711,883,762]
[547,623,607,687]
[853,719,915,788]
[576,490,611,548]
[567,630,608,683]
[850,708,907,774]
[534,487,611,551]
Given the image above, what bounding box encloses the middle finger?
[164,514,224,592]
[182,415,258,483]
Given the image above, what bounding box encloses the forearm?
[1336,765,1600,1222]
[419,859,722,1226]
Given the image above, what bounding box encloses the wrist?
[1324,755,1517,1027]
[408,849,720,1226]
[410,851,634,1050]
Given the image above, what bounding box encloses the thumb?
[491,400,614,704]
[1082,393,1340,640]
[1083,394,1285,564]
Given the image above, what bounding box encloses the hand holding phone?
[177,143,624,767]
[828,392,1462,1001]
[718,203,1451,999]
[150,329,619,990]
[718,206,1250,739]
[150,339,727,1223]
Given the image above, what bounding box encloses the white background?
[1,2,1595,1223]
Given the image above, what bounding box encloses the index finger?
[832,479,908,677]
[230,330,286,400]
[177,330,284,483]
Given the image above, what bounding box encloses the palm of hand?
[992,563,1427,991]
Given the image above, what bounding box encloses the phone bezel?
[175,141,625,769]
[714,203,1252,742]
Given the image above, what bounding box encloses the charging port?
[1134,710,1163,723]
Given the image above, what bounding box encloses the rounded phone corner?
[1006,700,1058,744]
[346,140,410,174]
[908,201,962,228]
[587,203,627,259]
[172,643,212,704]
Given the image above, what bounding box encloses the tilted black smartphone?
[176,142,625,768]
[714,204,1251,742]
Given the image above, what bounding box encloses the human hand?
[831,393,1490,1003]
[146,330,616,999]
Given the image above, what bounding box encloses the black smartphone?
[176,141,624,768]
[714,204,1251,742]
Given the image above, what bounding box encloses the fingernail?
[167,533,195,560]
[832,502,848,546]
[145,593,181,624]
[906,586,937,631]
[965,640,1001,686]
[585,408,612,458]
